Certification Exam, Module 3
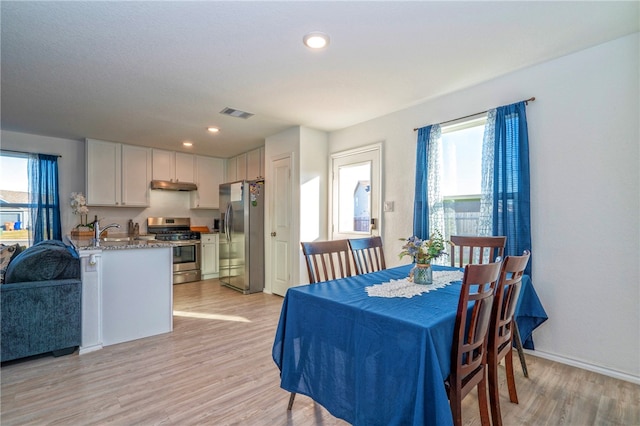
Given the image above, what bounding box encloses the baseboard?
[526,349,640,385]
[79,344,103,355]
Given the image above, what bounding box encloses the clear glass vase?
[411,263,433,285]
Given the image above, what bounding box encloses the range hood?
[150,180,197,191]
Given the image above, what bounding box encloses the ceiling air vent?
[220,107,254,119]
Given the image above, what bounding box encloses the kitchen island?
[68,236,174,353]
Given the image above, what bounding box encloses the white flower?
[70,192,89,215]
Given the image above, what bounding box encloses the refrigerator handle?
[225,203,232,241]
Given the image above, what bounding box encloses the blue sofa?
[1,240,81,362]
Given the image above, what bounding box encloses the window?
[440,117,486,239]
[0,153,31,246]
[331,144,381,240]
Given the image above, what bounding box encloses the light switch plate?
[384,201,394,212]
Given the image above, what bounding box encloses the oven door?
[172,240,201,272]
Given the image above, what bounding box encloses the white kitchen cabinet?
[201,233,219,279]
[236,152,247,181]
[122,144,152,206]
[175,152,195,182]
[152,149,195,182]
[246,147,264,180]
[151,149,174,181]
[226,156,237,182]
[190,155,224,209]
[226,148,264,183]
[86,139,151,207]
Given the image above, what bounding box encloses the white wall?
[0,130,220,234]
[329,34,640,382]
[299,127,329,241]
[299,127,329,283]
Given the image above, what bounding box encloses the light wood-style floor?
[1,279,638,425]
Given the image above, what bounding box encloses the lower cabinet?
[201,233,219,279]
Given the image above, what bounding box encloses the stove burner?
[146,217,200,241]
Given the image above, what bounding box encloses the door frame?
[329,143,383,241]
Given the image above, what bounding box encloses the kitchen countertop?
[67,235,174,251]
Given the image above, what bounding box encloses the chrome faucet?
[93,220,121,245]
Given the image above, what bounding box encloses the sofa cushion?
[4,240,80,284]
[0,244,20,284]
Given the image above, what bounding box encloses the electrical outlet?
[384,201,394,212]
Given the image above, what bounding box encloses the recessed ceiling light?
[303,32,330,49]
[183,142,193,147]
[207,127,220,133]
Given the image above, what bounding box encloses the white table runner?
[365,270,464,298]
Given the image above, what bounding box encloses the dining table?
[272,264,548,426]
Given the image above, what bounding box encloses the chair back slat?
[449,236,506,268]
[491,251,531,356]
[348,236,386,274]
[301,240,354,284]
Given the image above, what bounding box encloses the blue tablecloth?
[516,275,548,349]
[272,264,547,426]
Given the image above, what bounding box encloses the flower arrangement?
[70,192,91,228]
[399,231,448,265]
[70,192,89,216]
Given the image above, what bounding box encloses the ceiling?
[1,2,638,159]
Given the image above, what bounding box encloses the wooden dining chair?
[449,235,506,268]
[449,235,528,378]
[348,236,386,274]
[488,250,531,426]
[446,260,501,426]
[300,239,355,284]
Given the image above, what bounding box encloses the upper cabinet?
[175,152,195,183]
[236,153,247,181]
[226,147,264,183]
[190,155,225,209]
[152,149,195,182]
[246,147,264,180]
[226,156,237,183]
[86,139,151,207]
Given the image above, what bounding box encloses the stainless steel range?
[147,217,201,284]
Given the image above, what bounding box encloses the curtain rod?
[413,96,535,131]
[0,149,62,158]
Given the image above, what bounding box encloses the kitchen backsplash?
[80,190,219,235]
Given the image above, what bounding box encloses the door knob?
[271,232,277,237]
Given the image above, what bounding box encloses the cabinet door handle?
[270,232,276,237]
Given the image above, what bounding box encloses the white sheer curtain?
[426,124,455,265]
[478,109,495,237]
[426,125,444,237]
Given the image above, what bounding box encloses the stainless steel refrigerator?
[219,179,265,294]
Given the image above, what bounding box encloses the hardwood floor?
[1,279,638,425]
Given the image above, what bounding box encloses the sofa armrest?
[1,279,82,362]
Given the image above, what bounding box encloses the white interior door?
[270,155,292,296]
[331,144,381,240]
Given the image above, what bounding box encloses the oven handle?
[171,240,201,247]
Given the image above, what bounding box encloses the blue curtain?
[28,154,62,243]
[492,101,532,275]
[413,125,432,239]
